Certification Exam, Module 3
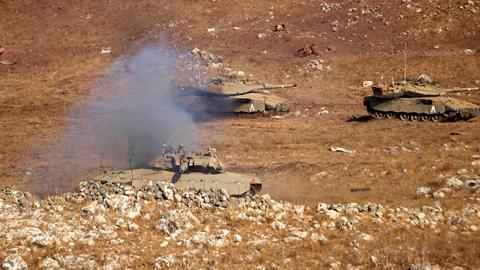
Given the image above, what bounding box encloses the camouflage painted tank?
[363,80,480,121]
[177,81,296,114]
[92,145,262,196]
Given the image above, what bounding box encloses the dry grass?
[360,228,480,269]
[0,0,480,267]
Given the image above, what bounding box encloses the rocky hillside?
[1,176,480,269]
[1,0,480,269]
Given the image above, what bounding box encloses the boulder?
[2,255,28,270]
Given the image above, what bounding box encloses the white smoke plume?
[26,45,199,194]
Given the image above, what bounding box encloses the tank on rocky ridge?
[149,144,224,174]
[177,80,297,115]
[363,77,480,121]
[92,145,261,196]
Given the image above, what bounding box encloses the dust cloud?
[27,44,198,194]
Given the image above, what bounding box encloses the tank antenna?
[129,158,134,179]
[404,41,407,83]
[166,130,179,146]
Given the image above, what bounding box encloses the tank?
[92,145,262,196]
[177,81,297,115]
[363,79,480,121]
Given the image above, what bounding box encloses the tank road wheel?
[376,111,386,118]
[385,112,395,119]
[370,111,383,119]
[399,113,409,121]
[420,114,429,122]
[430,115,444,122]
[409,114,420,121]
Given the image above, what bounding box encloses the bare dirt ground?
[1,0,480,268]
[3,0,479,204]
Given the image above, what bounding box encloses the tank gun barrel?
[444,87,480,93]
[179,161,189,173]
[260,83,297,90]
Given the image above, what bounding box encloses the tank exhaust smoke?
[26,44,198,194]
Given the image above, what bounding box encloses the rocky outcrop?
[0,180,478,269]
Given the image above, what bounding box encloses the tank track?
[191,109,290,121]
[367,109,448,122]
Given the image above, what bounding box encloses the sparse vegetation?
[0,0,479,269]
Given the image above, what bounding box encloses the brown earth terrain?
[1,0,480,268]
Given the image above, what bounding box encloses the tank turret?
[372,81,479,98]
[364,77,480,122]
[180,82,296,96]
[150,145,224,174]
[177,81,297,114]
